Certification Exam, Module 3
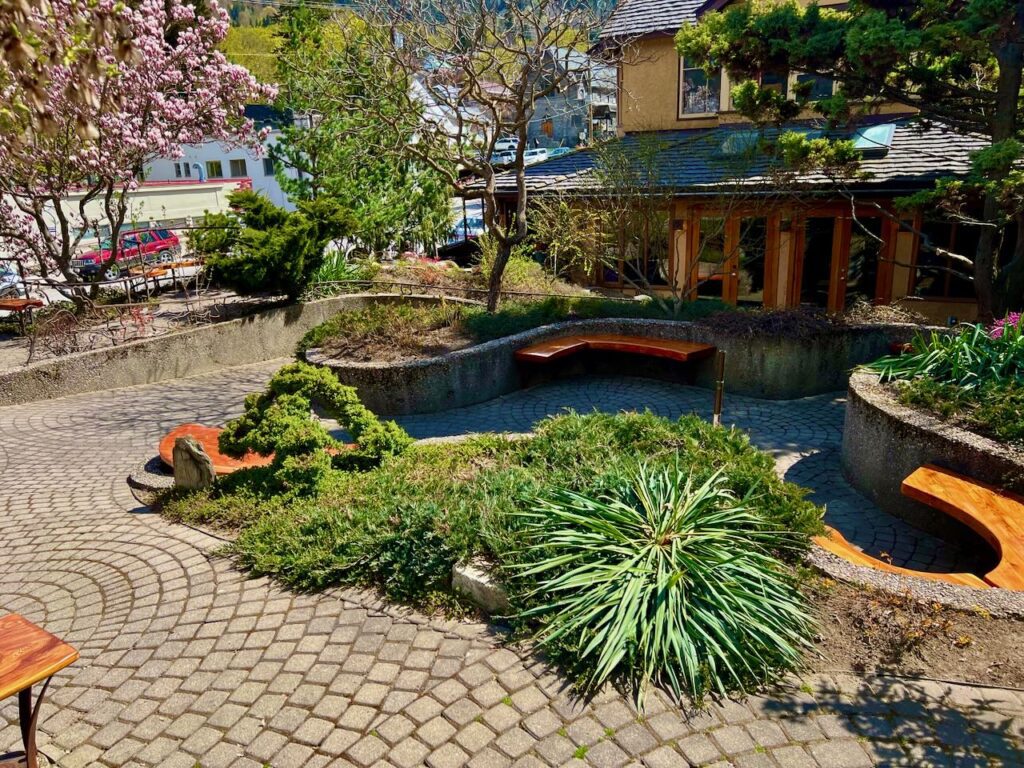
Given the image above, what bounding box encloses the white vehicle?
[494,137,519,153]
[0,261,26,298]
[492,151,516,166]
[524,148,550,165]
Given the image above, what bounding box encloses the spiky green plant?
[865,322,1024,391]
[515,465,813,704]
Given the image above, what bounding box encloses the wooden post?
[712,350,725,427]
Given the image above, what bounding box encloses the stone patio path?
[0,360,1020,767]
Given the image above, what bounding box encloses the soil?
[807,578,1024,688]
[320,324,474,363]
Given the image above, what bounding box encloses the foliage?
[898,379,1024,447]
[676,0,1024,317]
[221,25,281,84]
[308,248,378,286]
[865,322,1024,392]
[269,7,451,252]
[528,197,606,278]
[514,466,813,702]
[164,412,822,618]
[297,295,731,358]
[195,190,355,299]
[0,0,273,290]
[218,361,411,492]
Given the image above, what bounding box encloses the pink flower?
[991,312,1022,339]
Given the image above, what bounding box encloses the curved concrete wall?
[0,294,475,408]
[841,371,1024,538]
[308,318,911,417]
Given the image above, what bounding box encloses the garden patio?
[0,357,1022,767]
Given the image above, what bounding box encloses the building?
[145,105,299,210]
[496,0,987,324]
[526,48,618,149]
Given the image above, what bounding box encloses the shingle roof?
[492,119,985,197]
[599,0,704,40]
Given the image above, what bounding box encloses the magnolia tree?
[0,0,274,294]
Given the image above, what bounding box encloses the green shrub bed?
[297,296,729,358]
[162,409,822,699]
[865,320,1024,447]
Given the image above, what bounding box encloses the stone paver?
[0,362,1019,766]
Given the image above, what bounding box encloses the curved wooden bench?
[902,465,1024,590]
[814,525,989,589]
[515,334,716,364]
[159,424,274,476]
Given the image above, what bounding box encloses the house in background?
[496,0,989,324]
[145,105,300,210]
[527,48,618,149]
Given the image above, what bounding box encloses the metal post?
[712,350,726,427]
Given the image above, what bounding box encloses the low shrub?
[296,301,466,357]
[514,466,813,702]
[898,378,1024,447]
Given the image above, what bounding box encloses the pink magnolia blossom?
[990,312,1022,340]
[0,0,276,283]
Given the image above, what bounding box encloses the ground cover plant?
[864,317,1024,447]
[297,295,729,360]
[161,409,823,701]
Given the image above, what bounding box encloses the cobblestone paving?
[0,361,1021,768]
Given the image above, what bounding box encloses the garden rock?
[173,437,216,489]
[453,559,510,614]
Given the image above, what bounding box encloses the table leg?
[16,677,50,768]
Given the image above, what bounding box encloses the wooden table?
[0,615,78,768]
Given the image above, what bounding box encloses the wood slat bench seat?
[813,525,989,589]
[902,465,1024,591]
[515,334,716,364]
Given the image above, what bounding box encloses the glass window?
[761,70,788,97]
[696,217,727,299]
[138,232,155,244]
[914,220,976,300]
[263,158,275,177]
[156,229,172,240]
[174,163,182,178]
[183,162,191,177]
[801,217,835,308]
[680,59,721,115]
[846,218,884,308]
[795,73,834,100]
[229,159,248,178]
[206,161,223,178]
[736,217,767,304]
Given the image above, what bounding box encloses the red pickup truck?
[72,228,182,278]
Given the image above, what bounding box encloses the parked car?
[492,152,516,166]
[524,148,550,165]
[547,147,572,159]
[72,228,182,278]
[494,137,519,153]
[447,216,486,245]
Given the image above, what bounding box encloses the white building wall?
[145,131,298,210]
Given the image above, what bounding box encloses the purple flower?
[991,312,1022,339]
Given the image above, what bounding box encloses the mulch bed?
[807,578,1024,688]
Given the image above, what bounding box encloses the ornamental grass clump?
[514,465,813,704]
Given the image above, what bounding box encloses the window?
[599,209,670,288]
[800,217,836,308]
[736,217,768,304]
[229,158,248,178]
[206,160,223,178]
[845,218,884,308]
[156,229,172,240]
[174,162,191,178]
[679,58,721,116]
[263,158,276,177]
[795,73,834,100]
[913,221,976,300]
[760,70,788,97]
[696,217,727,298]
[174,163,182,178]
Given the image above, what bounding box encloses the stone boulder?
[173,436,216,489]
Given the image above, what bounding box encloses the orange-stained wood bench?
[813,525,989,589]
[0,299,44,335]
[515,334,716,364]
[902,465,1024,591]
[0,614,78,768]
[814,465,1024,591]
[159,423,274,476]
[160,423,356,477]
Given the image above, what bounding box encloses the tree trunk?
[995,215,1024,315]
[486,238,511,312]
[978,6,1024,321]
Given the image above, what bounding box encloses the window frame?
[229,158,248,178]
[677,56,725,119]
[205,160,224,179]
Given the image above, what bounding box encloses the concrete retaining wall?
[308,318,911,417]
[841,371,1024,538]
[0,294,473,408]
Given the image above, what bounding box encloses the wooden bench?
[902,464,1024,590]
[0,298,44,335]
[159,424,274,476]
[814,464,1024,591]
[515,334,716,365]
[814,525,989,589]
